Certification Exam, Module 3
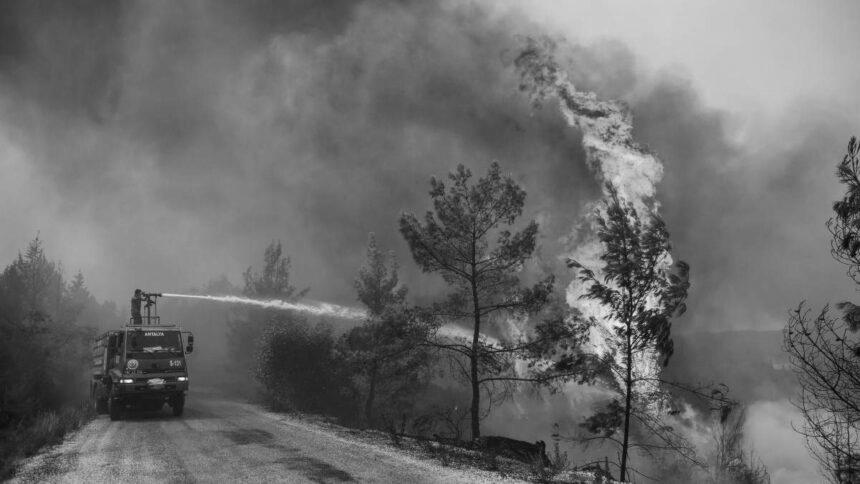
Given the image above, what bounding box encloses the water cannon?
[131,289,163,325]
[141,291,162,307]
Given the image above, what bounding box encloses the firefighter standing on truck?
[131,288,142,325]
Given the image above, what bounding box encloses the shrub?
[255,319,356,418]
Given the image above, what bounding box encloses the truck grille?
[139,367,183,374]
[133,376,182,382]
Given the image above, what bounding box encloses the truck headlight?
[120,378,134,384]
[177,376,188,382]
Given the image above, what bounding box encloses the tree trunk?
[470,249,481,441]
[620,324,633,482]
[470,279,481,441]
[365,361,378,427]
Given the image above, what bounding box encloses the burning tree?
[399,162,553,440]
[784,136,860,483]
[708,403,770,484]
[339,234,433,427]
[569,184,691,482]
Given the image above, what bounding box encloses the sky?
[1,0,857,336]
[526,0,860,117]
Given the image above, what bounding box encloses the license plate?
[147,378,165,388]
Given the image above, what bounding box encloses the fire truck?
[90,291,194,420]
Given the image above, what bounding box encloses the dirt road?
[11,391,517,483]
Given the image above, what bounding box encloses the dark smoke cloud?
[634,80,855,331]
[0,0,603,309]
[2,2,849,480]
[0,0,851,338]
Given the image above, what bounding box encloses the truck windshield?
[126,330,182,357]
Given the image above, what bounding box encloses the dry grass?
[0,401,94,480]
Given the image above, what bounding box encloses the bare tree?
[785,304,860,482]
[784,136,860,483]
[708,403,770,484]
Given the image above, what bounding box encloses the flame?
[516,41,674,393]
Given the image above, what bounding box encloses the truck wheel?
[91,387,108,414]
[172,394,185,417]
[108,396,122,421]
[96,396,108,415]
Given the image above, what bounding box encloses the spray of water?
[162,293,368,320]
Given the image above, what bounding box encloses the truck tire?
[91,387,108,415]
[108,395,122,421]
[172,394,185,417]
[95,396,108,415]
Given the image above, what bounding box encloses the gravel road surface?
[11,391,518,483]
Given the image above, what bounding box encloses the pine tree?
[570,184,690,481]
[399,162,553,440]
[229,241,308,390]
[343,234,430,427]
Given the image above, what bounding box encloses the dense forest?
[0,237,119,476]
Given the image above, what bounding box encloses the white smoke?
[162,293,368,320]
[515,40,673,393]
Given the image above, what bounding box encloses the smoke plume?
[2,2,852,480]
[513,38,674,395]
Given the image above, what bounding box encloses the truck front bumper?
[116,376,189,396]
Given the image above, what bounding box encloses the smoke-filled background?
[2,0,859,481]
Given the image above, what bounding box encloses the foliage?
[0,238,102,424]
[828,136,860,285]
[338,234,434,426]
[0,401,94,479]
[569,184,691,482]
[0,237,114,475]
[227,240,308,390]
[353,234,407,317]
[238,243,353,415]
[338,309,433,427]
[255,320,353,416]
[338,234,433,427]
[399,162,554,439]
[785,304,859,482]
[786,136,860,482]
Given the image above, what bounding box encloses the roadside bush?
[26,401,94,454]
[229,241,309,394]
[254,318,356,419]
[1,401,94,479]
